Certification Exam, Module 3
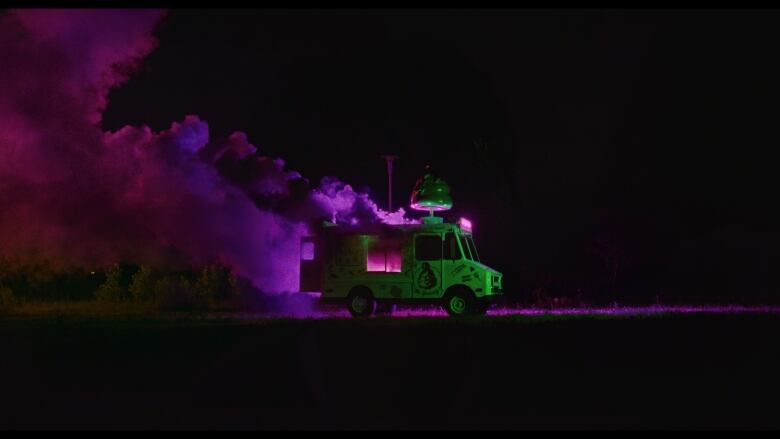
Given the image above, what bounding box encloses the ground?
[1,307,779,429]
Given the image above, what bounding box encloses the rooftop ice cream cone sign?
[299,165,503,317]
[410,166,453,214]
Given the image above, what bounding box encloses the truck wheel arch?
[444,284,475,299]
[348,285,374,298]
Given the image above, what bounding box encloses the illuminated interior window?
[367,247,386,272]
[366,239,402,273]
[301,241,315,261]
[385,248,402,272]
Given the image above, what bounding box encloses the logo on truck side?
[416,262,439,293]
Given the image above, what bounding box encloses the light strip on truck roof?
[459,217,472,233]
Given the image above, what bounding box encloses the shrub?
[194,264,236,302]
[155,275,198,311]
[129,265,156,302]
[95,263,126,302]
[194,265,219,302]
[0,284,15,308]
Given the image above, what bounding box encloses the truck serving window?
[443,232,460,260]
[301,241,315,261]
[366,237,402,272]
[415,234,442,261]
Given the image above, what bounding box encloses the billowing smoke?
[0,9,414,293]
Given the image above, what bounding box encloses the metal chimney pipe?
[381,154,398,212]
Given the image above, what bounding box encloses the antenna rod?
[381,154,398,212]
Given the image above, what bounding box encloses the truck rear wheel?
[443,287,475,317]
[347,287,375,317]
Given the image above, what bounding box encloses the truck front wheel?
[443,287,475,317]
[347,287,375,317]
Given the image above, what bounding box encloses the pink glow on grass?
[483,305,780,316]
[215,304,780,320]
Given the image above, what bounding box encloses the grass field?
[1,306,779,429]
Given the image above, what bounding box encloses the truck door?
[413,233,443,298]
[441,231,464,292]
[299,236,322,292]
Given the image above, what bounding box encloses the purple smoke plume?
[0,9,415,293]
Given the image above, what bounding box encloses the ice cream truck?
[299,170,503,316]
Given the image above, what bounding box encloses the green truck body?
[299,217,503,316]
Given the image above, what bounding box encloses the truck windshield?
[458,233,478,262]
[467,236,480,263]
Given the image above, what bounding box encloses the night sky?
[64,9,780,303]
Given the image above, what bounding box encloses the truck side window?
[415,235,442,261]
[367,245,386,272]
[443,232,460,260]
[301,241,315,261]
